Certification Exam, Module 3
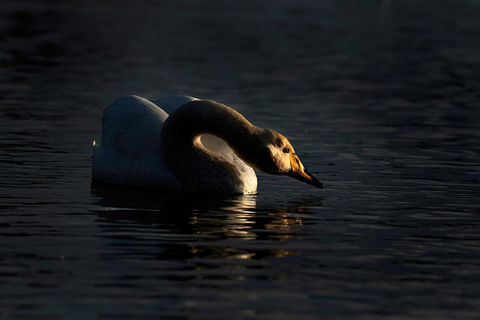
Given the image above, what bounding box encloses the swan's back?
[149,95,198,114]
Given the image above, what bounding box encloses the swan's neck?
[160,100,262,193]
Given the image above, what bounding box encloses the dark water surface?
[1,0,479,319]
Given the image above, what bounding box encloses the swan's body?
[92,95,323,194]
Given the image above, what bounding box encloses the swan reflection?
[91,183,319,262]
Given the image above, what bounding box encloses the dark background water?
[1,0,479,319]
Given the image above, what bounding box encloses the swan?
[92,95,323,194]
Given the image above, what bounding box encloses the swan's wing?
[101,95,167,155]
[93,95,181,189]
[149,95,198,115]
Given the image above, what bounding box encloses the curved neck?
[160,100,262,193]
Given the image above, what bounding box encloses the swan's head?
[242,129,324,189]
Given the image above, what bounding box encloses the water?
[1,0,479,319]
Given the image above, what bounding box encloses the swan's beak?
[288,154,324,189]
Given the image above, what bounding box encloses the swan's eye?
[282,147,290,154]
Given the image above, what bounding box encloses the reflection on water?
[91,182,313,261]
